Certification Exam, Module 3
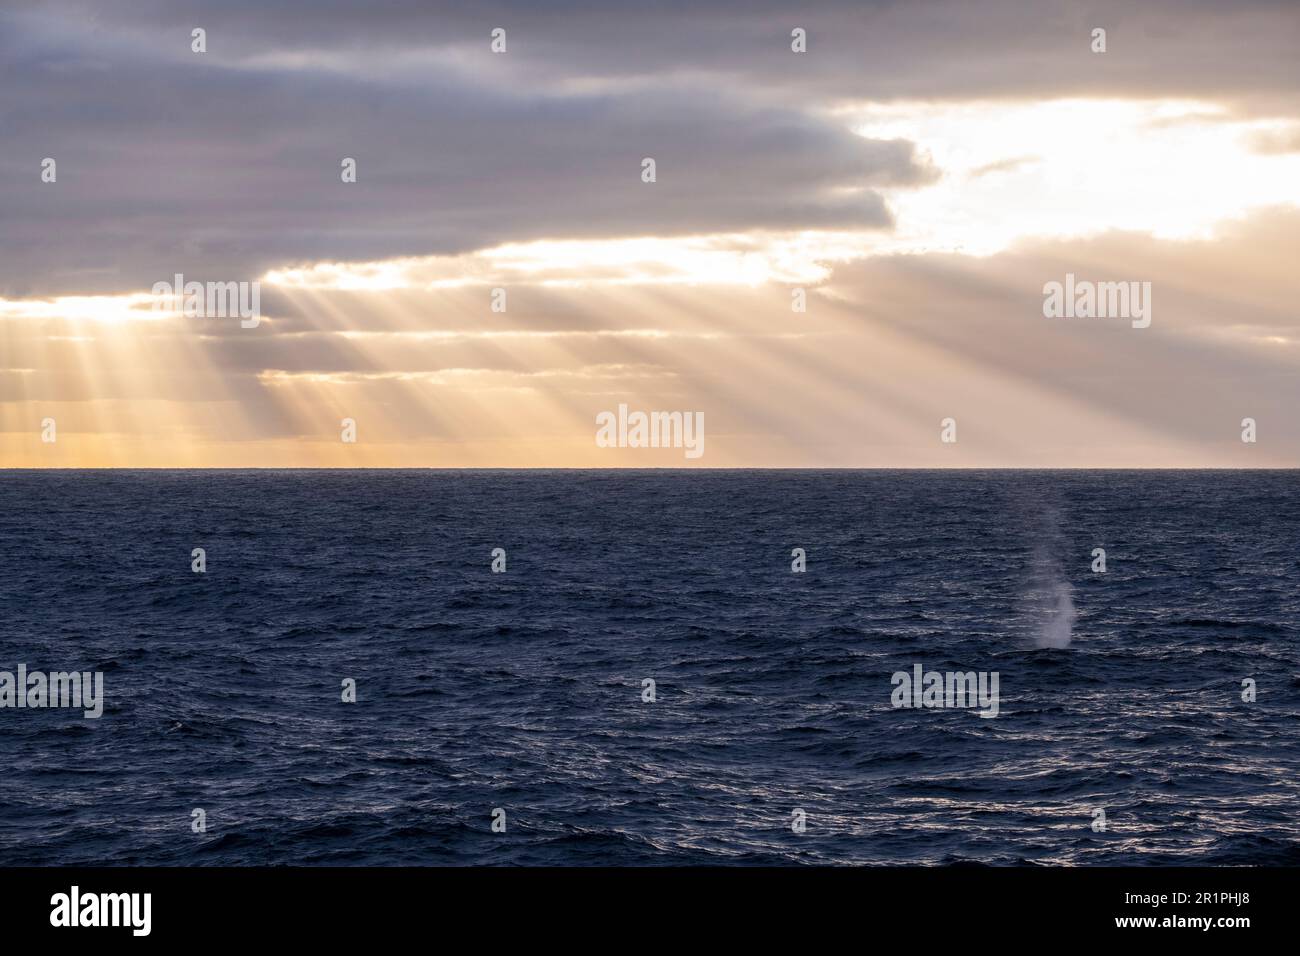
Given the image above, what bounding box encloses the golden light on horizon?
[3,95,1299,469]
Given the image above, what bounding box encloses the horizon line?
[2,466,1298,473]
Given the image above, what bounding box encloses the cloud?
[1246,124,1300,154]
[4,1,1300,466]
[5,208,1300,465]
[0,7,934,296]
[25,1,1300,106]
[968,155,1040,179]
[8,0,1296,297]
[814,206,1300,460]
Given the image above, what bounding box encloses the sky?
[2,0,1299,467]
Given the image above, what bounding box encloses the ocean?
[1,469,1297,865]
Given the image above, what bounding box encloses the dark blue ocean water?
[0,470,1297,866]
